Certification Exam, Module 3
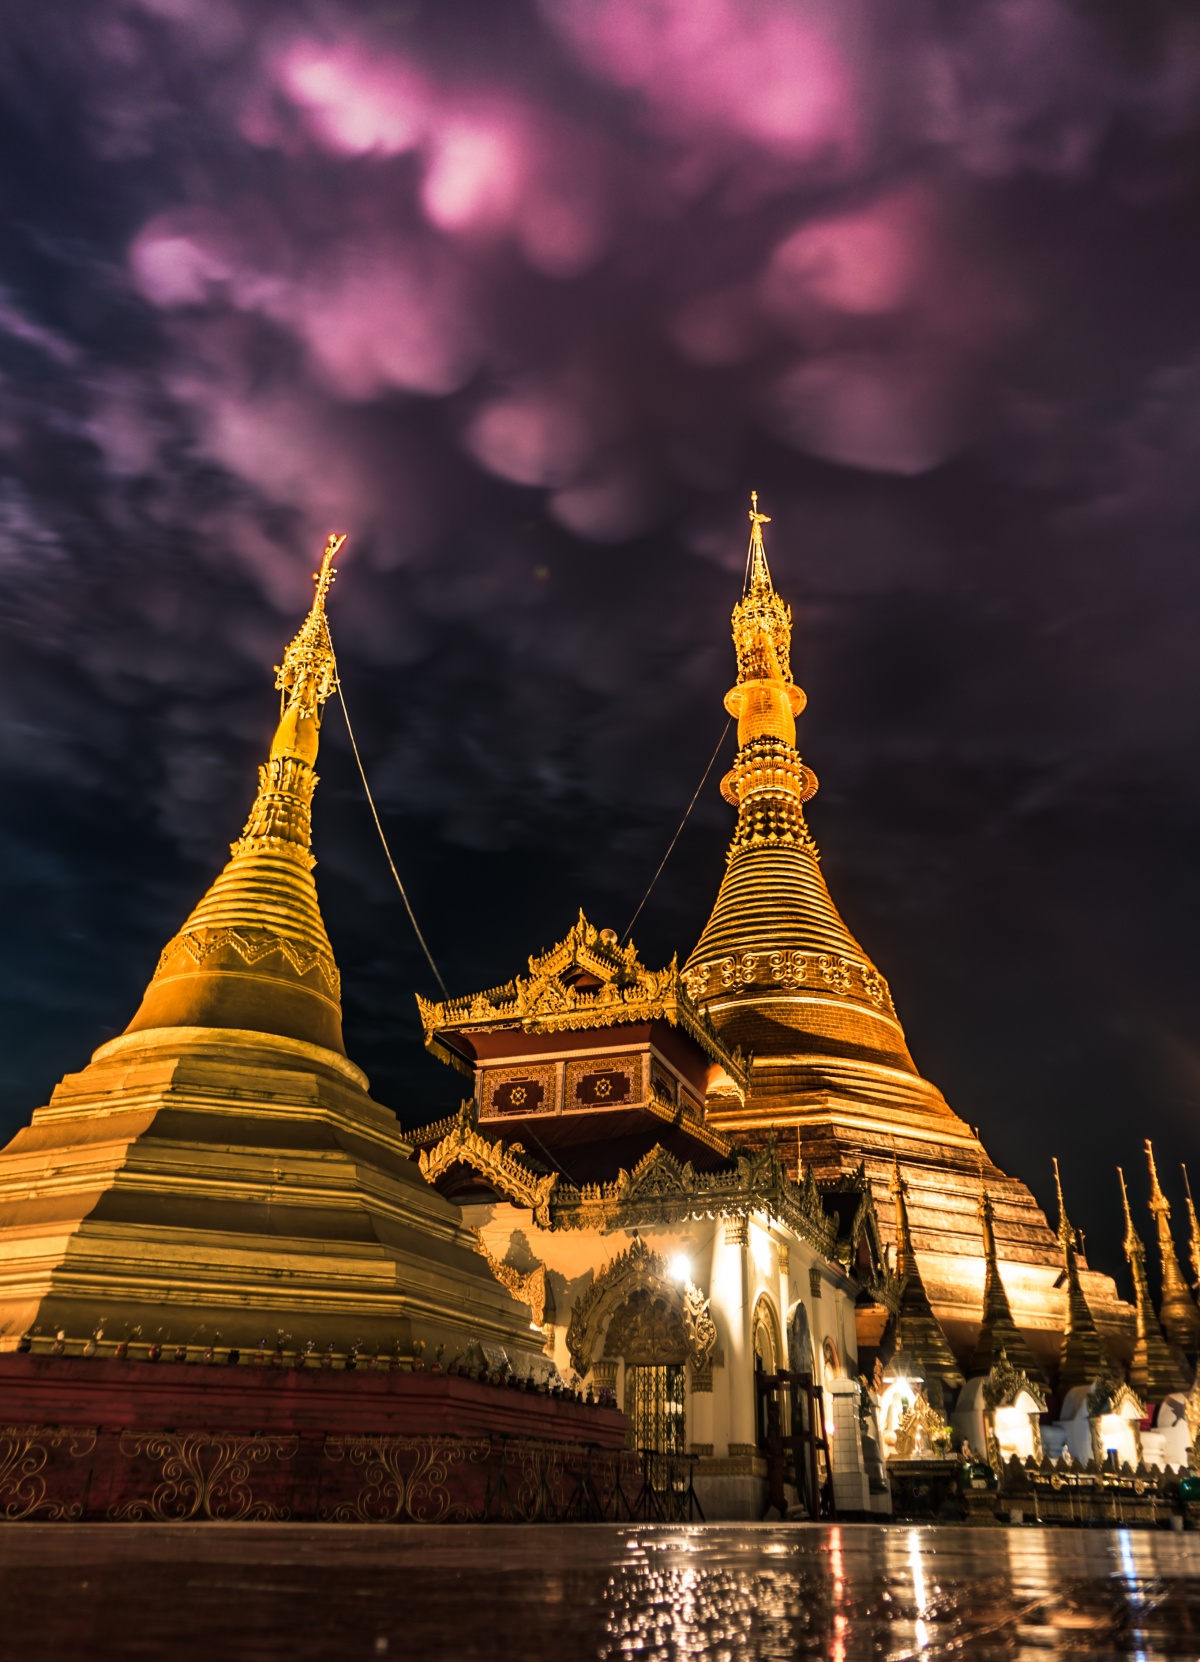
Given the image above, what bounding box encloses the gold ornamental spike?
[1145,1140,1200,1349]
[1118,1165,1188,1398]
[1051,1157,1105,1392]
[1183,1165,1200,1288]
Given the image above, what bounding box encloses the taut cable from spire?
[328,637,449,999]
[620,719,733,945]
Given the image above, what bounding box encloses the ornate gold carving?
[480,1063,557,1118]
[418,1121,557,1226]
[108,1433,298,1521]
[982,1351,1048,1412]
[809,1267,823,1298]
[679,949,891,1010]
[892,1395,951,1460]
[155,926,340,997]
[549,1141,836,1255]
[724,1215,748,1246]
[0,1425,96,1521]
[604,1288,688,1366]
[417,911,746,1093]
[566,1238,716,1377]
[322,1435,489,1523]
[564,1053,642,1111]
[476,1239,550,1327]
[275,533,343,719]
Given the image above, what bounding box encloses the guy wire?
[621,718,733,944]
[329,639,449,998]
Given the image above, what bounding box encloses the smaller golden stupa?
[0,538,537,1361]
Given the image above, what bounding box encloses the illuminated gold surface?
[888,1156,963,1398]
[1145,1140,1200,1350]
[1052,1158,1106,1392]
[1118,1166,1188,1399]
[968,1181,1045,1383]
[126,534,346,1053]
[0,541,537,1360]
[686,499,1133,1372]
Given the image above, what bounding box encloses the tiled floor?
[2,1522,1198,1659]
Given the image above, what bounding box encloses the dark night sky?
[2,0,1199,1290]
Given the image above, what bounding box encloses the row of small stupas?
[0,501,1195,1423]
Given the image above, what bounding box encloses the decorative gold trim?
[418,1118,557,1226]
[156,926,340,997]
[566,1238,717,1377]
[108,1432,298,1522]
[417,912,746,1089]
[322,1435,489,1523]
[0,1425,96,1522]
[476,1239,550,1328]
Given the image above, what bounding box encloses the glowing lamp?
[669,1254,691,1284]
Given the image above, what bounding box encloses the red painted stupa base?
[0,1355,633,1523]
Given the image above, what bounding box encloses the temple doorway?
[605,1287,689,1455]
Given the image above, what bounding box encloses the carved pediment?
[418,1121,557,1226]
[983,1347,1048,1411]
[416,910,747,1090]
[565,1237,717,1377]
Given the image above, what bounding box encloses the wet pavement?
[1,1523,1199,1660]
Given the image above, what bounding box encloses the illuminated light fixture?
[669,1253,691,1284]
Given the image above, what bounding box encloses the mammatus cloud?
[1,0,1200,1269]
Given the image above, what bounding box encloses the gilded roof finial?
[275,532,345,722]
[1051,1158,1105,1391]
[745,491,773,593]
[1145,1140,1200,1349]
[1119,1164,1188,1398]
[1183,1165,1200,1290]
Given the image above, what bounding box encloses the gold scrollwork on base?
[322,1436,490,1523]
[108,1432,298,1522]
[0,1425,96,1522]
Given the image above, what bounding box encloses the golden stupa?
[0,537,537,1361]
[682,499,1131,1370]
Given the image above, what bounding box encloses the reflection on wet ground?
[2,1523,1199,1660]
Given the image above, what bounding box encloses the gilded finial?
[274,533,346,723]
[1183,1166,1200,1287]
[1146,1140,1167,1216]
[1118,1167,1142,1261]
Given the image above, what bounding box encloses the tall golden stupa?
[682,499,1131,1369]
[0,538,537,1361]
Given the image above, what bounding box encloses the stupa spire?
[1183,1166,1200,1294]
[968,1177,1045,1382]
[1052,1158,1105,1392]
[887,1155,963,1404]
[1118,1167,1188,1400]
[1145,1142,1200,1351]
[125,534,349,1054]
[684,498,953,1106]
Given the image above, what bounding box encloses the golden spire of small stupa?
[887,1154,963,1400]
[968,1176,1044,1382]
[1119,1166,1188,1399]
[1183,1166,1200,1291]
[125,534,350,1054]
[1052,1157,1105,1392]
[1145,1141,1200,1350]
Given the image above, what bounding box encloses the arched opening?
[605,1287,688,1455]
[788,1301,814,1375]
[752,1295,782,1451]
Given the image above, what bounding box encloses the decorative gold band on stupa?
[125,535,349,1054]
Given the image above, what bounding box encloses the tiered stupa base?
[0,1025,542,1365]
